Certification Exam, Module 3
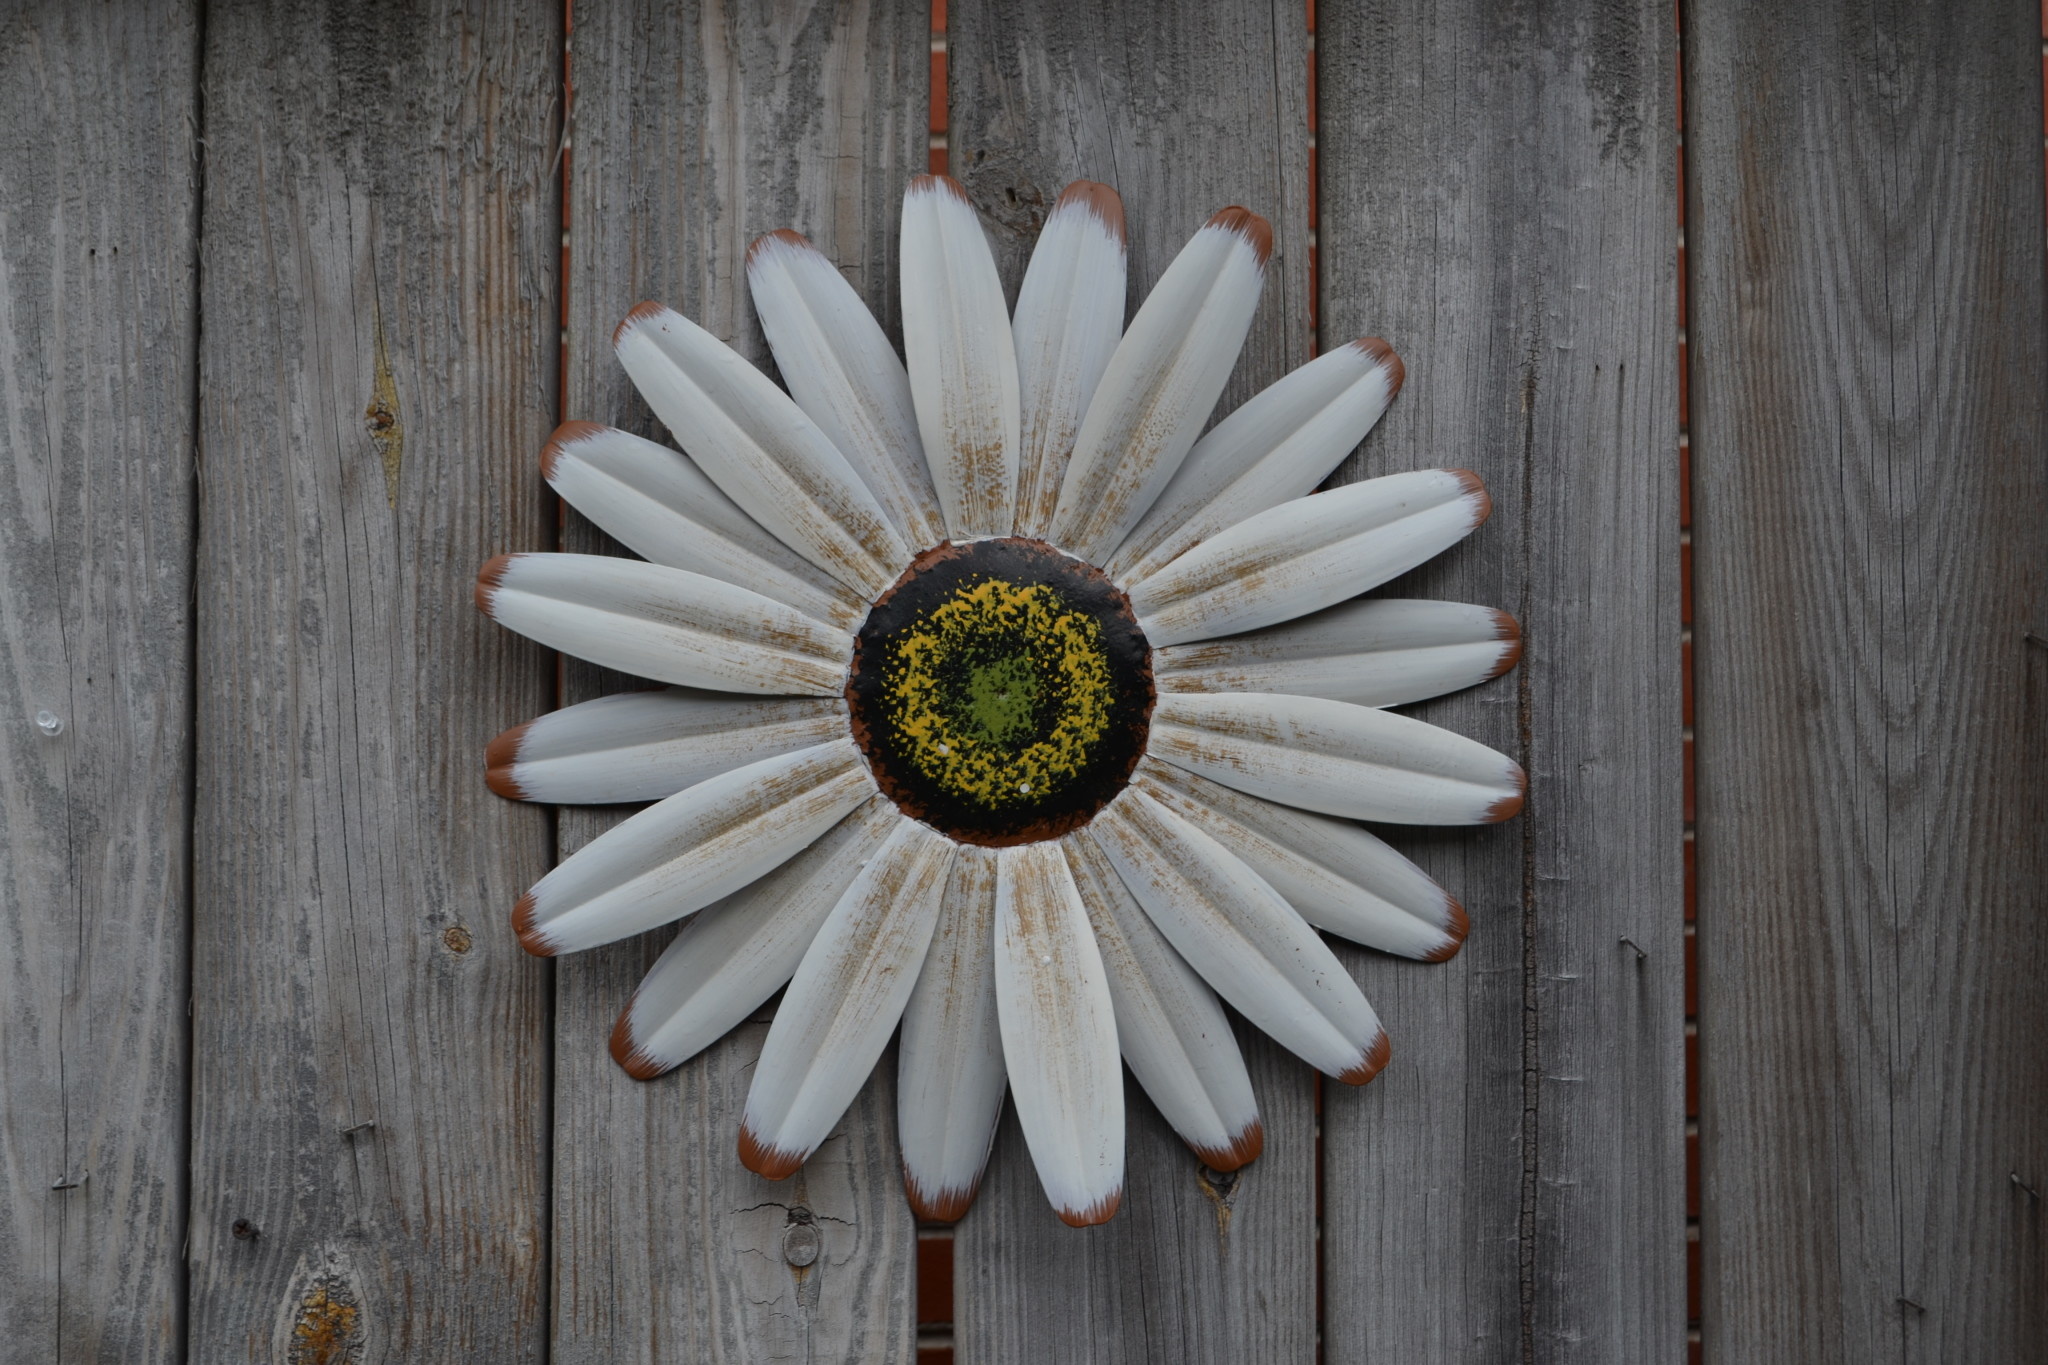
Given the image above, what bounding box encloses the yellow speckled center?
[881,577,1113,810]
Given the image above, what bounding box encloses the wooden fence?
[0,1,2041,1361]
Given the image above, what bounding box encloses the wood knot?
[288,1277,363,1365]
[441,925,472,954]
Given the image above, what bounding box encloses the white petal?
[613,302,909,595]
[1063,831,1261,1169]
[609,796,900,1079]
[1046,207,1271,564]
[476,552,850,697]
[512,739,874,957]
[1154,597,1521,708]
[1011,181,1127,538]
[1109,337,1404,584]
[746,231,947,550]
[897,845,1006,1221]
[1090,789,1389,1084]
[1136,757,1466,961]
[485,688,847,805]
[1149,691,1526,826]
[994,841,1124,1226]
[901,175,1020,538]
[739,818,955,1179]
[539,421,862,630]
[1128,468,1492,647]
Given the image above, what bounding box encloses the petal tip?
[540,420,609,482]
[904,1167,980,1223]
[612,300,670,349]
[907,172,970,203]
[1205,205,1273,266]
[609,1002,674,1081]
[512,891,556,957]
[1338,1031,1392,1086]
[483,721,533,800]
[1485,766,1529,823]
[738,1125,806,1181]
[1055,179,1127,244]
[1055,1187,1123,1228]
[1450,468,1493,526]
[1191,1118,1264,1172]
[474,554,515,615]
[1352,336,1405,395]
[1489,609,1525,677]
[747,228,814,263]
[1422,898,1471,963]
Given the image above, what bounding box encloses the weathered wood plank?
[946,4,1317,1361]
[0,5,199,1361]
[187,4,559,1359]
[1318,3,1685,1360]
[552,3,926,1361]
[1686,1,2048,1358]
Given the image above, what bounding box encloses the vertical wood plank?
[0,5,199,1361]
[1686,1,2048,1358]
[1319,3,1685,1360]
[552,3,925,1361]
[188,4,559,1359]
[946,4,1318,1361]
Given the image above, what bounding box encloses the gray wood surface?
[0,5,199,1361]
[1686,1,2048,1359]
[946,4,1319,1361]
[1318,3,1686,1361]
[551,3,926,1361]
[186,4,560,1360]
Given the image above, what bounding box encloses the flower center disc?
[847,537,1154,847]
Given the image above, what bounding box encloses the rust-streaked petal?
[1154,597,1521,709]
[609,797,901,1079]
[1149,691,1526,827]
[485,688,847,805]
[614,302,910,596]
[512,739,875,957]
[993,840,1124,1226]
[1090,788,1388,1085]
[1047,206,1270,564]
[1109,337,1403,585]
[475,552,851,697]
[897,845,1007,1221]
[739,818,955,1179]
[1127,468,1491,647]
[1064,830,1261,1170]
[901,175,1020,539]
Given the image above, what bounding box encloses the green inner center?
[959,655,1041,743]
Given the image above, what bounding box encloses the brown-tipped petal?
[904,1167,982,1224]
[1189,1118,1265,1173]
[611,299,667,349]
[907,171,970,201]
[1056,1188,1124,1228]
[1490,608,1526,678]
[474,553,514,615]
[1337,1032,1392,1087]
[483,720,533,800]
[737,1125,805,1181]
[1451,467,1493,526]
[511,892,554,958]
[746,227,811,261]
[1486,768,1529,823]
[539,419,609,482]
[608,1001,673,1081]
[1420,898,1472,964]
[1055,179,1127,242]
[1352,335,1405,394]
[1206,205,1273,265]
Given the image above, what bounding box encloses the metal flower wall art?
[475,176,1525,1227]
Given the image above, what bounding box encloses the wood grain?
[552,3,926,1360]
[1318,2,1686,1360]
[945,4,1317,1361]
[186,4,559,1359]
[1686,0,2048,1358]
[0,5,198,1361]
